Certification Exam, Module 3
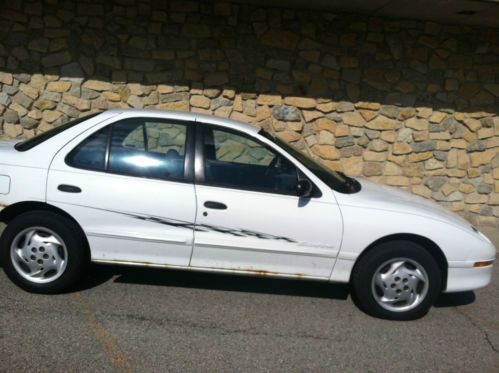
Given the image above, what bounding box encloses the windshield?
[260,130,361,194]
[15,113,100,152]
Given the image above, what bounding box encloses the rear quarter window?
[15,113,100,152]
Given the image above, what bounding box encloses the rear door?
[190,123,343,278]
[47,114,197,266]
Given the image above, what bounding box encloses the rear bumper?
[444,263,494,293]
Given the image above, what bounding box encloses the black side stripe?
[121,211,296,243]
[62,203,298,243]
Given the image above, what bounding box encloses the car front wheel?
[0,211,88,293]
[351,240,442,320]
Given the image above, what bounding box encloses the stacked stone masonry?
[0,0,498,226]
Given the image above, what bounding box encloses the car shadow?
[434,291,476,307]
[75,263,351,300]
[75,264,477,308]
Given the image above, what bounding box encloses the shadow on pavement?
[434,291,476,307]
[0,259,477,307]
[75,264,351,300]
[75,264,477,308]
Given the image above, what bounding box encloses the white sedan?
[0,109,495,320]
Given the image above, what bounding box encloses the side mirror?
[296,179,314,198]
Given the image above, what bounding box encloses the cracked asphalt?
[0,230,498,372]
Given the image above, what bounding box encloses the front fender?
[330,205,496,283]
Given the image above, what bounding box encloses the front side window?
[260,130,361,194]
[66,118,189,181]
[202,127,298,195]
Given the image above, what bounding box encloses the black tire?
[0,211,88,293]
[351,240,441,320]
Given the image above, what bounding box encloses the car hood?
[336,178,473,232]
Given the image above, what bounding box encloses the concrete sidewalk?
[478,226,499,251]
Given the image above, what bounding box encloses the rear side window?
[15,113,100,152]
[66,118,189,182]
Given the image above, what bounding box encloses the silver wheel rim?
[10,227,68,284]
[371,257,429,312]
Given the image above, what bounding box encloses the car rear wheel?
[0,211,88,293]
[351,240,441,320]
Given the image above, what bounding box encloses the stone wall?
[0,0,498,226]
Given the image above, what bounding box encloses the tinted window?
[108,119,188,181]
[66,127,109,171]
[260,130,361,194]
[203,127,298,194]
[15,113,100,152]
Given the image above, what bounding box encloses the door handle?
[204,201,227,210]
[58,184,82,193]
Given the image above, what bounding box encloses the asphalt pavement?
[0,226,498,372]
[0,222,499,372]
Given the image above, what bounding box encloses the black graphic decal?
[73,204,297,243]
[118,210,297,243]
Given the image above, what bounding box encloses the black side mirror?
[296,179,314,198]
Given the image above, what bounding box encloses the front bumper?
[445,263,494,293]
[444,228,496,293]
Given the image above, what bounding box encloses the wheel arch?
[352,233,448,290]
[0,201,90,259]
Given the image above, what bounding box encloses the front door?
[47,115,196,266]
[190,124,343,278]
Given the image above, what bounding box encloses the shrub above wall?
[0,0,498,226]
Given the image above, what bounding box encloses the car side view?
[0,109,495,320]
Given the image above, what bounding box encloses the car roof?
[103,109,260,135]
